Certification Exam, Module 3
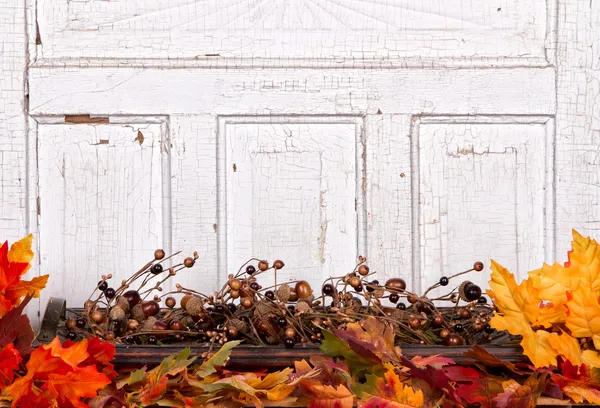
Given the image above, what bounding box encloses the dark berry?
[148,336,157,345]
[478,296,487,304]
[97,281,108,291]
[265,290,275,300]
[464,284,482,302]
[484,324,494,334]
[396,302,406,310]
[287,305,295,313]
[67,331,78,341]
[250,282,260,291]
[322,283,335,296]
[206,307,215,313]
[389,293,400,303]
[105,288,116,300]
[150,264,163,275]
[246,265,256,275]
[227,303,237,313]
[284,337,296,348]
[277,316,287,327]
[454,323,464,332]
[215,304,225,314]
[439,277,449,286]
[354,284,363,292]
[372,280,379,285]
[76,318,86,329]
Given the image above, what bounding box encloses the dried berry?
[104,288,116,300]
[439,276,449,286]
[165,297,177,308]
[154,249,165,260]
[274,260,285,269]
[358,265,370,276]
[150,264,163,275]
[284,337,296,348]
[65,318,77,330]
[396,302,406,310]
[473,261,484,272]
[246,265,256,275]
[184,257,195,267]
[265,290,275,300]
[322,283,335,296]
[68,331,78,341]
[76,318,86,329]
[229,279,242,291]
[258,261,269,271]
[97,281,108,291]
[385,278,406,292]
[148,336,157,345]
[389,293,400,303]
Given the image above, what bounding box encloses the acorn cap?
[141,316,158,331]
[276,284,291,302]
[109,306,126,321]
[185,296,206,317]
[115,296,130,313]
[131,304,145,322]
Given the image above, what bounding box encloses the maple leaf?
[321,328,383,377]
[43,337,89,369]
[444,365,505,408]
[77,337,117,380]
[196,340,240,378]
[333,317,402,365]
[0,235,47,318]
[45,364,111,408]
[0,343,21,389]
[493,372,548,408]
[0,294,34,356]
[547,331,582,366]
[551,360,600,405]
[463,345,524,373]
[400,356,463,405]
[565,284,600,338]
[358,368,423,408]
[410,355,454,370]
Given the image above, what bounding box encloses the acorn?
[229,279,242,291]
[65,318,77,330]
[180,294,192,309]
[274,260,285,269]
[349,277,361,288]
[141,300,160,317]
[358,265,370,276]
[444,334,465,346]
[131,304,145,322]
[109,306,126,321]
[115,296,130,313]
[257,321,270,333]
[473,261,484,272]
[185,297,206,317]
[123,290,142,308]
[152,320,169,331]
[241,297,254,309]
[295,281,313,299]
[258,260,269,271]
[165,297,177,309]
[184,257,195,268]
[150,264,163,275]
[288,291,299,302]
[141,316,158,331]
[169,319,183,330]
[154,249,165,260]
[127,319,139,331]
[284,327,296,338]
[459,281,482,302]
[385,278,406,292]
[409,317,421,330]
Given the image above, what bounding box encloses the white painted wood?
[35,0,549,65]
[415,117,553,297]
[34,122,169,309]
[554,0,600,258]
[223,118,360,291]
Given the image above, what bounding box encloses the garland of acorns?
[62,250,515,348]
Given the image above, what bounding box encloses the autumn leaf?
[358,368,423,408]
[0,343,21,389]
[444,365,505,408]
[463,345,524,373]
[565,284,600,338]
[547,331,582,366]
[321,328,382,377]
[46,365,111,408]
[551,360,600,405]
[493,372,548,408]
[77,337,117,380]
[5,275,49,300]
[43,337,89,369]
[410,355,454,370]
[400,356,463,405]
[333,317,402,365]
[196,341,240,378]
[0,294,34,356]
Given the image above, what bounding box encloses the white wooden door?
[1,0,598,323]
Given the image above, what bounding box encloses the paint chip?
[134,131,144,145]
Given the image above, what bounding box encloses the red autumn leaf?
[358,368,424,408]
[444,365,505,408]
[464,345,527,373]
[493,372,548,408]
[43,337,90,369]
[65,337,117,380]
[0,343,21,389]
[333,317,402,365]
[400,356,463,405]
[0,294,35,356]
[550,360,600,405]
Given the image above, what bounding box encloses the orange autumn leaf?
[0,235,48,318]
[45,365,111,408]
[547,331,583,367]
[0,343,21,389]
[358,369,424,408]
[565,285,600,338]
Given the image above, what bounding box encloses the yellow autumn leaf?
[563,385,600,405]
[7,234,34,265]
[487,260,540,326]
[568,230,600,291]
[547,331,582,366]
[581,350,600,368]
[565,285,600,338]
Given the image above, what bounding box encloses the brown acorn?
[180,294,192,309]
[444,334,465,346]
[288,291,299,302]
[154,249,166,260]
[169,319,183,330]
[385,278,407,292]
[141,300,160,317]
[349,276,362,288]
[229,279,242,291]
[127,319,139,331]
[152,320,169,331]
[165,297,177,309]
[295,281,313,299]
[273,260,285,270]
[358,265,370,276]
[257,321,270,333]
[184,257,195,268]
[65,318,77,330]
[408,317,421,330]
[258,260,269,271]
[241,297,254,309]
[91,310,104,324]
[123,290,142,309]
